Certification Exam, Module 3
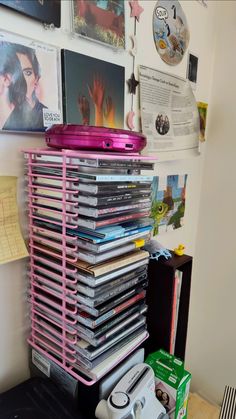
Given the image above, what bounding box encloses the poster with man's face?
[0,0,61,27]
[0,30,61,132]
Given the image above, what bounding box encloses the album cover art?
[61,49,124,129]
[0,0,61,27]
[153,0,190,66]
[151,175,187,235]
[0,30,61,132]
[72,0,125,49]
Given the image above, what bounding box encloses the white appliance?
[95,363,169,419]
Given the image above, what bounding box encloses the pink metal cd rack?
[24,148,153,386]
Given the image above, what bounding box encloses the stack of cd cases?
[23,148,155,385]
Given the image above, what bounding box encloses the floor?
[188,393,220,419]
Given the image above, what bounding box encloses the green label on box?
[145,349,191,419]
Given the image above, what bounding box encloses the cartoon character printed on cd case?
[153,0,190,65]
[0,30,61,132]
[151,175,187,236]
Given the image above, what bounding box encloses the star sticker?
[127,73,139,94]
[129,0,144,22]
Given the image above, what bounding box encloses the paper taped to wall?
[0,176,28,265]
[139,66,200,158]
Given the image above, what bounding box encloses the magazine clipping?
[139,65,200,159]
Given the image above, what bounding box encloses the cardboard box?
[145,349,191,419]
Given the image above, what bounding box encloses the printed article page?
[139,66,200,156]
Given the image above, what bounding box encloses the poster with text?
[0,0,60,27]
[153,0,189,66]
[139,66,200,158]
[62,49,124,129]
[72,0,125,49]
[151,174,187,235]
[0,30,61,132]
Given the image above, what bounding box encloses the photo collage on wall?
[0,1,126,133]
[151,174,188,236]
[0,30,61,132]
[72,0,125,49]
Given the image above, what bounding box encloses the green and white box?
[145,349,191,419]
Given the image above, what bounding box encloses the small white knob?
[110,392,130,408]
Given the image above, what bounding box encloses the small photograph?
[0,0,61,27]
[187,52,198,88]
[153,0,190,66]
[155,113,170,135]
[155,381,176,413]
[151,174,188,235]
[61,49,124,129]
[0,30,61,132]
[72,0,125,49]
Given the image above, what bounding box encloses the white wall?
[185,1,236,404]
[0,0,219,395]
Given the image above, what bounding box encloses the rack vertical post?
[145,252,192,361]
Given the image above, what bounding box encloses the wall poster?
[151,174,188,236]
[62,49,124,129]
[139,65,200,157]
[72,0,125,49]
[153,0,189,66]
[0,30,61,132]
[0,0,61,27]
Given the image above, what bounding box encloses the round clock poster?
[153,0,190,66]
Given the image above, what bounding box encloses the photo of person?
[155,113,170,135]
[0,30,61,132]
[0,44,28,131]
[72,0,125,48]
[155,381,176,413]
[62,49,124,129]
[0,0,61,28]
[156,388,171,412]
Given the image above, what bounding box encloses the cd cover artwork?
[151,175,187,235]
[72,0,125,49]
[0,0,61,27]
[0,30,61,132]
[61,49,124,129]
[153,0,190,66]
